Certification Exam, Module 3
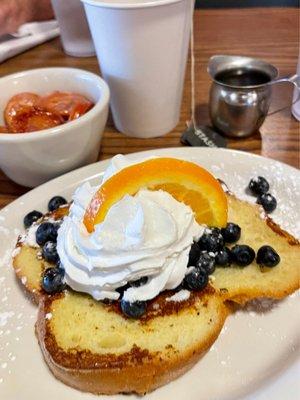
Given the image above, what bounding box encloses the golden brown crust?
[53,205,70,219]
[105,285,216,323]
[227,193,299,246]
[222,285,299,305]
[213,194,300,304]
[12,245,42,304]
[216,268,300,305]
[38,287,215,370]
[37,338,222,395]
[265,217,299,246]
[36,292,228,395]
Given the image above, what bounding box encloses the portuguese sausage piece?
[4,92,41,132]
[40,91,93,121]
[10,109,63,133]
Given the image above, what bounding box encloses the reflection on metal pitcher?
[208,55,300,138]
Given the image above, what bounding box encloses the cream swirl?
[57,156,204,302]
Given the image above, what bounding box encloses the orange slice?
[84,158,228,233]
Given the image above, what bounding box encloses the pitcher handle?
[267,74,300,115]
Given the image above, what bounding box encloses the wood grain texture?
[0,8,299,209]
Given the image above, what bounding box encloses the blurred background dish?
[51,0,95,57]
[0,67,109,187]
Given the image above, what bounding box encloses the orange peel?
[84,158,228,233]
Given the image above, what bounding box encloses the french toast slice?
[13,245,51,302]
[13,205,69,302]
[36,288,227,395]
[13,194,300,305]
[212,195,300,304]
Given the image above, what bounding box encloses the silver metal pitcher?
[208,55,300,138]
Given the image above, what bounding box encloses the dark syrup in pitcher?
[215,68,271,87]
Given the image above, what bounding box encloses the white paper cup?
[81,0,194,138]
[51,0,95,57]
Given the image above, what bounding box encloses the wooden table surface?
[0,7,299,210]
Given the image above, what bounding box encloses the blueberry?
[209,227,222,236]
[23,210,43,229]
[42,241,59,264]
[198,230,224,252]
[221,223,241,243]
[116,283,130,295]
[248,176,270,196]
[174,282,184,292]
[257,193,277,213]
[231,245,255,267]
[120,300,146,318]
[118,277,148,297]
[197,252,215,275]
[215,247,232,267]
[184,267,208,291]
[130,277,148,287]
[256,245,280,267]
[48,196,67,212]
[41,267,65,294]
[188,242,201,266]
[36,222,59,246]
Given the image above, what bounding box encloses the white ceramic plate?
[0,147,299,400]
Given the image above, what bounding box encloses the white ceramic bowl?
[0,67,110,187]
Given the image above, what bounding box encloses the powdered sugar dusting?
[0,226,9,236]
[0,248,12,270]
[211,160,300,239]
[45,313,52,320]
[0,312,14,327]
[19,223,39,248]
[0,234,36,385]
[21,277,27,285]
[11,247,21,258]
[166,289,190,302]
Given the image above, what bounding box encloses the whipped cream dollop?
[57,155,204,302]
